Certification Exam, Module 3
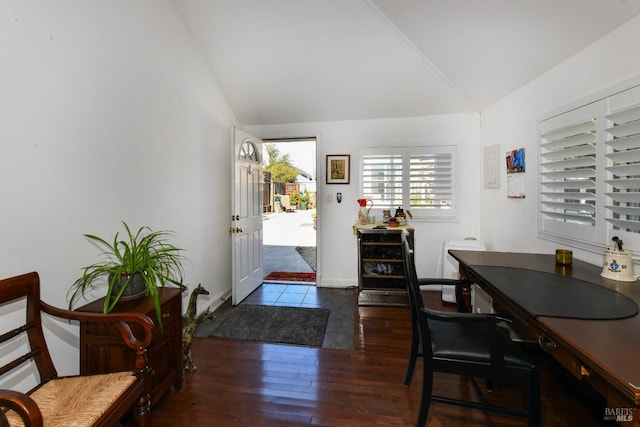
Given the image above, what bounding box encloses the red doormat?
[264,271,316,283]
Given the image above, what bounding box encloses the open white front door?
[231,127,264,305]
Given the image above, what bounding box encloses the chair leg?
[133,365,153,427]
[526,369,541,427]
[416,362,434,427]
[404,322,420,385]
[133,393,151,427]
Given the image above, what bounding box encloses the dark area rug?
[295,246,316,271]
[208,305,330,347]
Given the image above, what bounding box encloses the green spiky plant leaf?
[68,221,187,328]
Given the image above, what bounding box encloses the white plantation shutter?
[539,117,597,242]
[409,149,453,211]
[362,146,456,219]
[604,104,640,235]
[362,153,403,208]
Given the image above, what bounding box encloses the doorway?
[262,138,317,284]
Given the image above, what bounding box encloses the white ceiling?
[173,0,640,126]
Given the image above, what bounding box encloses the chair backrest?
[0,272,58,388]
[401,231,433,355]
[400,231,508,379]
[280,195,291,208]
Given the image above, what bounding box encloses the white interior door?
[231,127,264,305]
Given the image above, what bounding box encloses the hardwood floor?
[150,292,608,426]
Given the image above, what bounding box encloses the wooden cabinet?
[357,228,413,303]
[76,288,183,406]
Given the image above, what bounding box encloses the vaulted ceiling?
[173,0,640,126]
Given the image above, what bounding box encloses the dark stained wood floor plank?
[149,293,607,426]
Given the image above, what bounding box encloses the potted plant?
[299,190,310,210]
[274,194,283,213]
[68,221,187,328]
[288,191,300,207]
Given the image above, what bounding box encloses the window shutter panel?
[362,153,403,208]
[539,117,597,240]
[604,104,640,234]
[409,151,453,211]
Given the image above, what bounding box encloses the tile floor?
[243,283,324,308]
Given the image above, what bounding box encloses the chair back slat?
[0,321,35,345]
[0,272,58,386]
[0,349,43,377]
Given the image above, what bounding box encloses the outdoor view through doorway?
[262,138,317,284]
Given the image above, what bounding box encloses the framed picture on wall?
[326,154,350,184]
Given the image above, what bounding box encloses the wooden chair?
[279,195,296,213]
[401,233,540,427]
[0,272,154,427]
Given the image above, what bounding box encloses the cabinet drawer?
[538,330,638,411]
[536,331,581,379]
[158,292,181,328]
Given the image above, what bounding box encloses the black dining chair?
[401,232,540,427]
[403,268,473,386]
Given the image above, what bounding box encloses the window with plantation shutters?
[362,146,456,219]
[538,80,640,251]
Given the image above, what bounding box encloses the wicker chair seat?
[5,372,137,427]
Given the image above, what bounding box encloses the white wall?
[247,112,482,285]
[479,15,640,266]
[0,0,238,379]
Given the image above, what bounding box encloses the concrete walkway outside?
[263,209,316,276]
